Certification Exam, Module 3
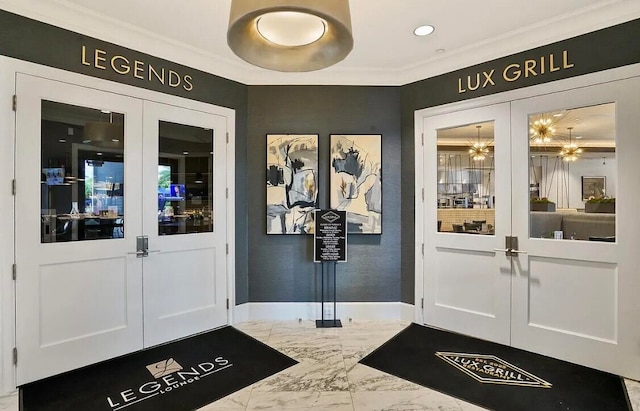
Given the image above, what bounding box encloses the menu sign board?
[314,210,347,262]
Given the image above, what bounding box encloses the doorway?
[417,76,640,379]
[15,74,230,384]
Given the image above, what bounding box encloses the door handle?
[493,248,527,256]
[127,251,146,258]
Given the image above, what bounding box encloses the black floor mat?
[20,326,297,411]
[360,323,631,411]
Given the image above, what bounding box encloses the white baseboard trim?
[232,302,415,323]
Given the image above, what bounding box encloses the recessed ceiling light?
[97,152,103,156]
[111,138,120,142]
[101,110,111,114]
[183,151,189,155]
[414,25,435,36]
[82,139,91,144]
[58,139,67,143]
[435,48,446,54]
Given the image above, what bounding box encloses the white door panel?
[423,103,512,345]
[15,74,144,384]
[142,101,228,347]
[511,77,640,379]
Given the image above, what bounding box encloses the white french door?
[141,101,228,347]
[420,76,640,379]
[15,74,229,384]
[421,103,512,344]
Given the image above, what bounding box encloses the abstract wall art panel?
[266,134,318,234]
[330,134,382,234]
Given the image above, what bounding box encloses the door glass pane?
[528,102,616,241]
[41,101,125,243]
[436,121,495,234]
[158,121,214,235]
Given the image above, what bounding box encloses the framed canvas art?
[330,134,382,234]
[266,134,318,234]
[581,176,606,200]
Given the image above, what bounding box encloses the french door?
[15,74,229,384]
[420,76,640,379]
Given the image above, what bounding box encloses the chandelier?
[560,127,582,162]
[469,125,490,161]
[530,117,555,143]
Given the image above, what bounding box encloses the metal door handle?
[493,248,527,256]
[127,251,147,258]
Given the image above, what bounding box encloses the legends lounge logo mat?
[435,352,552,388]
[107,355,233,409]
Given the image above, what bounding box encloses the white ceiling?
[1,0,639,85]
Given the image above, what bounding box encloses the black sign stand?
[317,261,341,328]
[314,210,346,328]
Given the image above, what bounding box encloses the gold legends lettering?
[82,45,194,92]
[458,50,574,94]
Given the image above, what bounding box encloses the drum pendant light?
[227,0,353,72]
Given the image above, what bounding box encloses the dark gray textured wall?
[247,86,402,302]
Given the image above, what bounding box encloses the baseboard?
[232,302,413,323]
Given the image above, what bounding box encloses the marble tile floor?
[1,320,639,410]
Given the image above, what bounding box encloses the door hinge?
[12,264,16,281]
[226,132,229,144]
[226,244,229,255]
[226,188,229,199]
[11,179,16,195]
[12,95,17,112]
[421,188,424,202]
[421,133,424,146]
[421,243,424,256]
[12,347,17,365]
[421,298,424,309]
[226,299,229,310]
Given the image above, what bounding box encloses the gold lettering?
[81,45,91,66]
[524,60,537,78]
[549,53,560,72]
[482,70,495,87]
[149,65,166,84]
[94,49,107,70]
[458,78,466,94]
[467,73,480,91]
[503,63,521,82]
[183,75,194,92]
[110,56,130,75]
[134,61,145,79]
[540,56,545,74]
[563,50,574,69]
[168,70,181,87]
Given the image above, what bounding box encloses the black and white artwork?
[330,134,382,234]
[266,134,318,234]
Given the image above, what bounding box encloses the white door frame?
[0,56,236,393]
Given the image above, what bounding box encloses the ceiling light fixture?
[414,25,435,36]
[560,127,582,162]
[469,125,490,161]
[227,0,353,72]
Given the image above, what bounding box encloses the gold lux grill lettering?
[82,46,194,92]
[458,50,574,94]
[106,357,230,409]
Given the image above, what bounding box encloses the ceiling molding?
[1,0,639,86]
